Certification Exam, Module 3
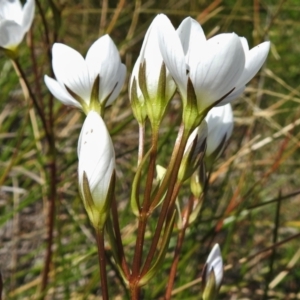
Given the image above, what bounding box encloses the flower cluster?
[130,14,269,132]
[43,14,270,229]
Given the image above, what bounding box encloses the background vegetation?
[0,0,300,299]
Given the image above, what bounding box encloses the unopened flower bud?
[78,111,115,229]
[129,15,176,128]
[205,103,233,165]
[202,244,223,300]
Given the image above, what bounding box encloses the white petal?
[236,41,270,88]
[239,37,249,52]
[157,14,187,99]
[205,104,233,156]
[21,0,35,32]
[86,35,122,104]
[185,120,207,155]
[140,16,165,99]
[78,111,115,209]
[106,63,126,106]
[0,19,24,48]
[44,75,82,109]
[52,43,91,104]
[190,33,245,111]
[0,0,22,23]
[177,17,206,67]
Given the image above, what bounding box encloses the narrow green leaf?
[139,209,176,286]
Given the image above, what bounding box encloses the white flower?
[44,35,126,113]
[157,14,270,113]
[205,244,223,289]
[0,0,35,50]
[205,103,233,158]
[78,111,115,212]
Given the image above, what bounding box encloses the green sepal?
[100,81,118,114]
[175,198,183,230]
[81,170,115,230]
[139,209,176,286]
[148,165,168,213]
[190,166,206,199]
[130,149,151,216]
[188,196,203,225]
[65,85,89,114]
[178,135,206,183]
[202,267,218,300]
[90,74,101,114]
[138,61,149,100]
[2,47,19,59]
[100,170,116,220]
[139,61,171,130]
[145,62,168,129]
[183,77,203,131]
[130,77,147,124]
[199,87,235,117]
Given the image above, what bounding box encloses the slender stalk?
[40,155,56,294]
[95,229,109,300]
[130,128,159,295]
[141,124,190,276]
[11,59,51,143]
[28,30,43,108]
[137,123,145,166]
[26,27,57,296]
[149,123,187,210]
[141,181,181,278]
[262,192,281,300]
[12,57,57,296]
[0,272,2,300]
[165,196,194,300]
[111,195,130,278]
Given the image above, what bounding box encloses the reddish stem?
[165,196,194,299]
[95,230,109,300]
[141,124,189,276]
[131,129,159,283]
